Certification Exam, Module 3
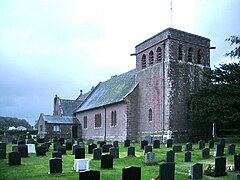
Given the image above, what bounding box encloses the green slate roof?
[75,69,136,112]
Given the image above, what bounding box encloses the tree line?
[0,116,32,131]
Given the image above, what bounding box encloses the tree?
[189,36,240,130]
[0,116,32,131]
[225,36,240,59]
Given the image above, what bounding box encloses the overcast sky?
[0,0,239,126]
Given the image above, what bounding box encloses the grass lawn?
[0,141,239,179]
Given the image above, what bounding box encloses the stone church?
[38,28,211,142]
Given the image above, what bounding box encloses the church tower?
[134,28,210,141]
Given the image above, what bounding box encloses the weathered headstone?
[173,145,182,152]
[234,154,240,171]
[214,157,227,177]
[49,158,62,174]
[99,141,106,148]
[79,170,100,180]
[198,140,205,150]
[185,143,192,151]
[145,152,156,165]
[191,163,203,180]
[9,151,21,165]
[101,154,113,168]
[153,140,160,148]
[127,147,135,157]
[102,144,113,153]
[75,147,85,159]
[228,144,235,154]
[124,140,130,147]
[88,143,97,154]
[36,146,46,156]
[159,162,175,180]
[110,147,119,158]
[141,140,148,149]
[144,145,152,154]
[202,148,210,159]
[93,148,102,160]
[166,150,175,163]
[208,140,214,149]
[113,141,119,147]
[58,145,66,155]
[18,144,28,157]
[184,151,191,162]
[215,144,224,157]
[122,166,141,180]
[52,151,62,158]
[72,144,80,155]
[66,140,73,150]
[166,139,173,148]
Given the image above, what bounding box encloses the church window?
[178,45,183,60]
[142,54,146,68]
[40,125,43,131]
[148,108,152,122]
[197,49,202,64]
[188,47,193,62]
[157,47,162,62]
[111,110,117,127]
[83,116,87,129]
[149,51,154,65]
[53,125,60,132]
[95,113,102,128]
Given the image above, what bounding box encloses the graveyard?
[0,138,240,179]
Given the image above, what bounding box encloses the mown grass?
[0,142,239,179]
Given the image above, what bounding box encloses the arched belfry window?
[178,45,183,60]
[197,49,202,64]
[148,108,152,122]
[188,47,193,62]
[149,51,154,65]
[157,47,162,62]
[142,54,146,68]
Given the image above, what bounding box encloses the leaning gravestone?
[75,147,85,159]
[101,154,113,168]
[184,151,191,162]
[49,158,62,174]
[128,147,135,157]
[215,144,224,157]
[159,162,175,180]
[141,140,148,149]
[166,150,175,163]
[166,139,173,148]
[124,140,130,147]
[191,163,203,180]
[93,148,102,160]
[144,145,152,154]
[122,166,141,180]
[88,144,97,154]
[153,140,160,148]
[202,148,210,159]
[79,170,100,180]
[185,143,192,151]
[198,140,205,150]
[214,157,227,177]
[9,151,21,165]
[228,144,235,155]
[234,154,240,171]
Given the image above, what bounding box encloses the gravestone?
[2,136,8,144]
[202,148,210,159]
[41,143,50,152]
[141,140,148,149]
[166,139,173,148]
[102,144,113,153]
[58,145,66,155]
[12,145,18,152]
[101,154,113,168]
[59,138,65,145]
[66,140,73,150]
[79,170,100,180]
[153,140,160,148]
[0,143,7,151]
[79,142,85,149]
[49,158,62,174]
[110,147,119,158]
[166,150,175,163]
[173,145,182,152]
[159,162,175,180]
[52,151,62,158]
[88,144,97,154]
[208,140,214,149]
[219,139,225,147]
[113,141,118,147]
[9,151,21,165]
[198,140,205,150]
[12,139,18,144]
[127,147,135,157]
[144,145,152,154]
[228,144,235,154]
[36,146,46,156]
[18,144,28,157]
[99,141,106,148]
[54,142,61,151]
[185,143,192,151]
[184,151,191,162]
[87,139,94,145]
[234,154,240,171]
[191,163,203,180]
[145,152,156,165]
[77,138,83,144]
[0,149,6,159]
[122,166,141,180]
[72,144,81,155]
[124,140,130,147]
[93,148,102,160]
[75,147,85,159]
[214,157,227,177]
[215,144,224,157]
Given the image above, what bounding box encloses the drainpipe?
[104,107,107,141]
[161,42,166,133]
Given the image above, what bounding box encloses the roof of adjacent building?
[42,114,80,124]
[59,99,82,116]
[75,69,137,112]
